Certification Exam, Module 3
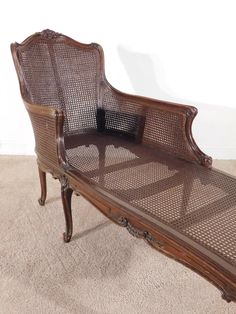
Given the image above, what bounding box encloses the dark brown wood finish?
[60,176,73,243]
[38,166,47,206]
[11,30,236,303]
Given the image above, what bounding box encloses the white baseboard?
[0,142,35,155]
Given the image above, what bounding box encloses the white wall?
[1,0,236,158]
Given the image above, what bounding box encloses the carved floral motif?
[40,29,61,40]
[201,155,213,167]
[117,217,164,248]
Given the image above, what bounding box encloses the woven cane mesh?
[53,43,98,134]
[29,112,60,166]
[66,133,236,267]
[102,86,144,140]
[18,38,98,135]
[102,86,194,160]
[17,34,195,160]
[14,32,236,270]
[19,42,61,109]
[143,108,190,159]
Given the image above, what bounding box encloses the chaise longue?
[11,29,236,302]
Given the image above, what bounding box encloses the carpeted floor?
[0,156,236,314]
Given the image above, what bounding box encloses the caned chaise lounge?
[11,29,236,302]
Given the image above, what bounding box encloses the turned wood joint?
[60,175,70,192]
[61,161,72,172]
[117,217,164,248]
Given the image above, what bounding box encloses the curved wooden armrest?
[104,82,212,167]
[24,100,63,118]
[24,100,68,169]
[106,81,195,114]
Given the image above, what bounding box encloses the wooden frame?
[11,29,236,303]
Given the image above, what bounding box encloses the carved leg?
[60,177,73,243]
[38,167,47,206]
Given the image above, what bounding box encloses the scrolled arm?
[103,83,212,167]
[24,100,69,169]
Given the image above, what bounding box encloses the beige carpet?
[1,156,236,314]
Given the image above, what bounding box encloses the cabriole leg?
[60,176,73,243]
[38,167,47,206]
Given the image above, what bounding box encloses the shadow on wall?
[117,45,173,100]
[117,45,236,160]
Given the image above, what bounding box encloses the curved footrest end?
[221,292,233,303]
